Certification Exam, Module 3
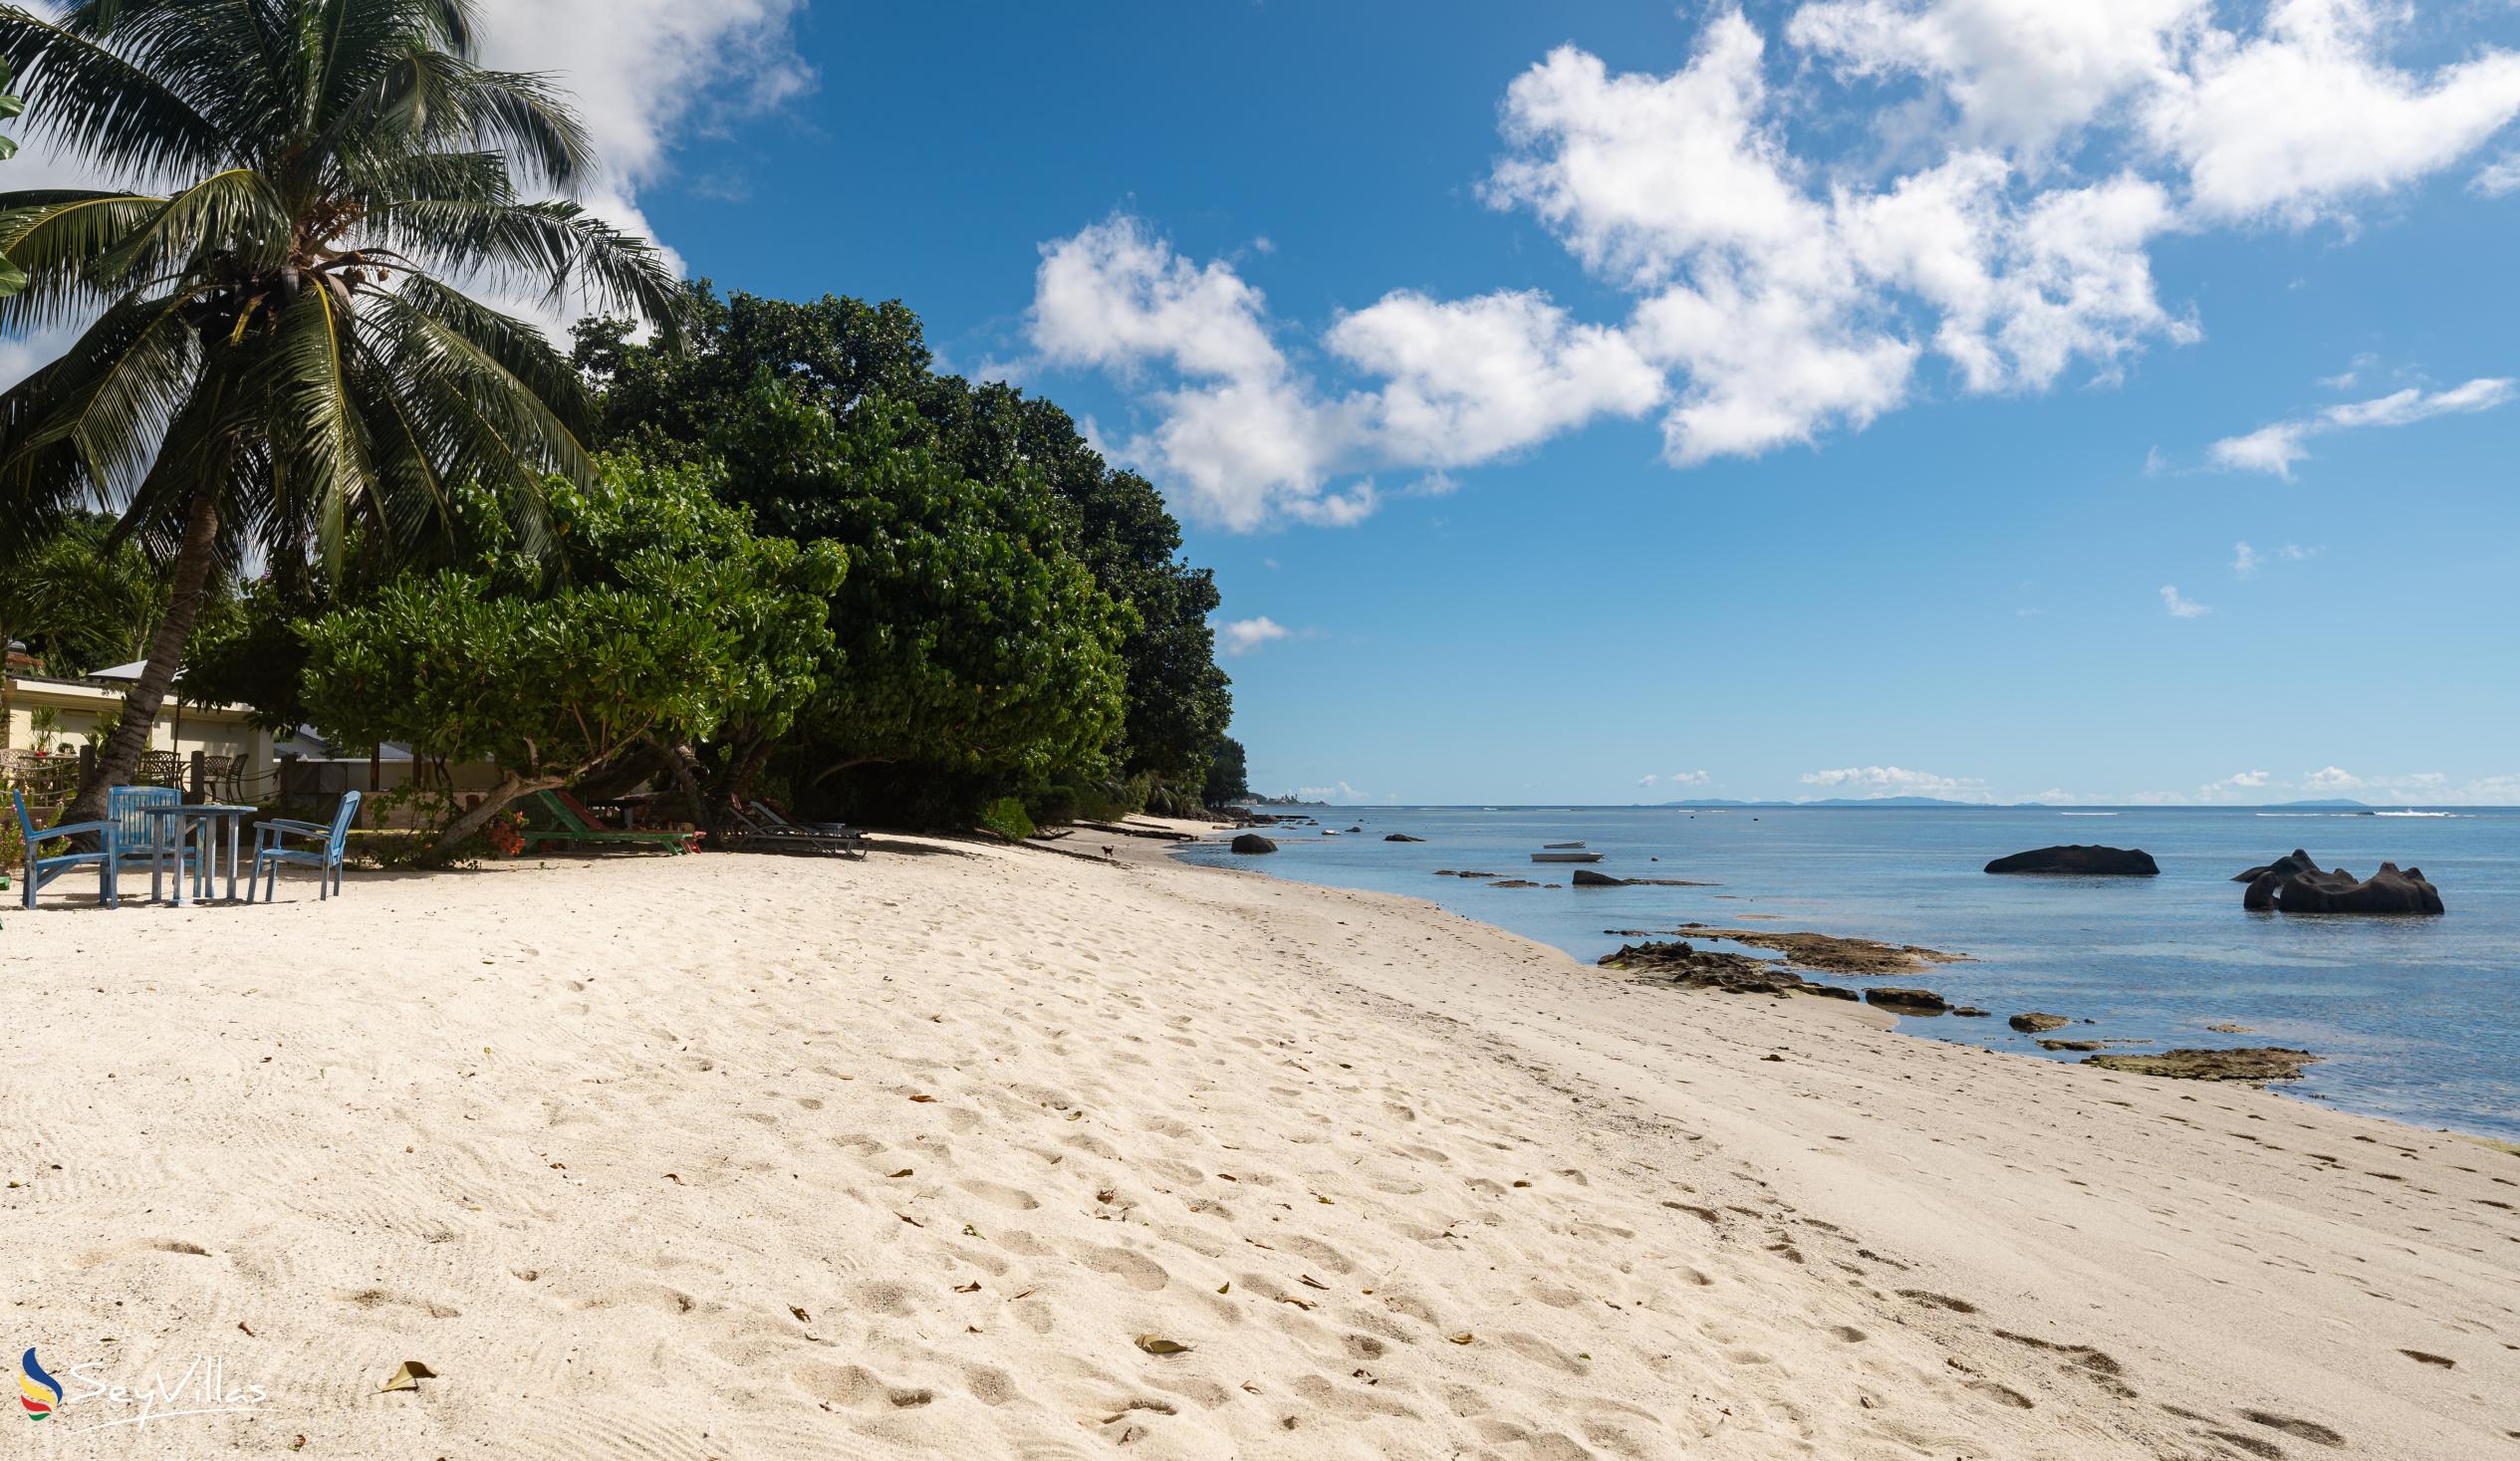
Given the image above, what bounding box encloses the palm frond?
[0,189,165,331]
[0,5,227,179]
[0,284,201,516]
[260,278,378,565]
[374,199,688,345]
[92,165,288,285]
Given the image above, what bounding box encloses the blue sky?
[26,1,2520,805]
[604,0,2520,807]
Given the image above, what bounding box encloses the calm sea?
[1178,806,2520,1141]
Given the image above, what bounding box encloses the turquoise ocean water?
[1177,806,2520,1140]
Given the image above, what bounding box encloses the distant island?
[1247,794,1331,807]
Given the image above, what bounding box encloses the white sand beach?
[4,831,2515,1459]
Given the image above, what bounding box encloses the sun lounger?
[519,789,697,854]
[725,801,867,858]
[747,799,868,856]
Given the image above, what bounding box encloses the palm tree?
[0,0,683,827]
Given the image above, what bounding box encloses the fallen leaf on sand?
[909,1095,937,1103]
[1298,1275,1328,1290]
[790,1307,811,1323]
[1135,1336,1192,1355]
[237,1321,254,1337]
[886,1168,913,1178]
[663,1173,683,1184]
[379,1359,437,1392]
[1447,1333,1475,1345]
[953,1282,981,1294]
[895,1212,924,1228]
[1216,1283,1231,1295]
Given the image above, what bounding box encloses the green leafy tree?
[1201,735,1249,807]
[0,513,168,677]
[297,461,839,852]
[0,0,684,830]
[709,377,1130,797]
[576,287,1231,798]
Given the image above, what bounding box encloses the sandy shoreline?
[3,829,2514,1458]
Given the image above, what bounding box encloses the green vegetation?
[0,0,683,828]
[0,6,1242,845]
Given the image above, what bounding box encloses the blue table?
[139,804,256,905]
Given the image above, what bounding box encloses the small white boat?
[1532,851,1605,863]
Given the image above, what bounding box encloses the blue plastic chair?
[12,788,119,909]
[106,785,199,904]
[248,791,360,902]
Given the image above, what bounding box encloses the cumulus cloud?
[1217,616,1293,656]
[1027,218,1661,529]
[2202,769,2271,797]
[2210,377,2516,478]
[2233,541,2260,578]
[1799,765,1982,798]
[2160,585,2211,617]
[1023,2,2520,530]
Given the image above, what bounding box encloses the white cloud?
[2233,541,2260,578]
[1218,616,1293,656]
[2280,543,2321,561]
[1789,0,2206,159]
[2202,769,2272,797]
[2144,0,2520,224]
[2303,765,2362,792]
[1298,782,1370,804]
[1799,765,1982,798]
[2210,377,2516,478]
[2160,585,2211,617]
[1024,3,2520,529]
[1668,770,1712,786]
[2475,152,2520,197]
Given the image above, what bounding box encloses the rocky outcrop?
[1669,926,1966,975]
[1433,869,1502,879]
[1865,987,1950,1012]
[1985,846,2159,875]
[1571,869,1715,888]
[1952,1007,1992,1018]
[2009,1012,2071,1033]
[2036,1039,2104,1052]
[1229,834,1277,854]
[2234,849,2323,883]
[2243,855,2444,915]
[1384,834,1426,843]
[1600,942,1857,1001]
[2083,1048,2320,1082]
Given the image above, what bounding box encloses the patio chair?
[136,749,183,788]
[247,791,361,902]
[720,801,866,857]
[12,788,118,910]
[214,752,254,803]
[106,784,199,903]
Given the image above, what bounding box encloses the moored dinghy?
[1532,850,1605,863]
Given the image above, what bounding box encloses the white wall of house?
[4,675,277,788]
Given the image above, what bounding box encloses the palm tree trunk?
[60,488,220,830]
[435,769,570,854]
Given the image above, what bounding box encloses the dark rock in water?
[2205,1022,2254,1034]
[2009,1012,2071,1034]
[2276,861,2443,915]
[1571,868,1626,886]
[1801,983,1861,1001]
[1952,1007,1992,1018]
[1865,987,1949,1012]
[1347,826,1363,834]
[2234,848,2323,883]
[2083,1048,2320,1082]
[2037,1039,2104,1052]
[1434,869,1502,879]
[1985,846,2159,875]
[1488,878,1541,888]
[1229,834,1277,854]
[1385,833,1425,843]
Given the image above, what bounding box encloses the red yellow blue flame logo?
[18,1348,61,1419]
